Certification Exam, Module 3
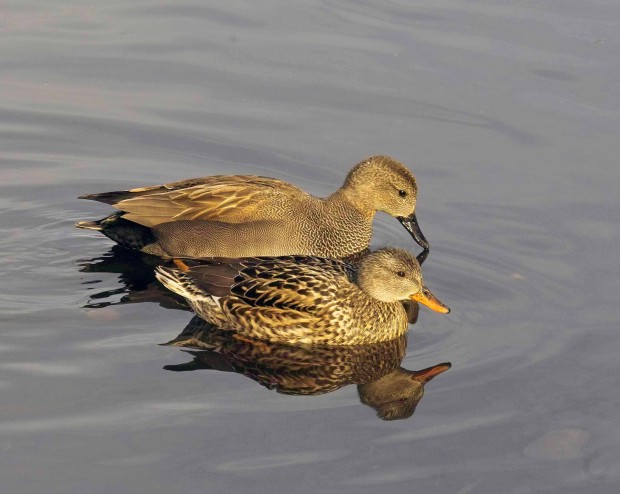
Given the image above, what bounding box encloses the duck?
[154,247,449,345]
[75,155,429,259]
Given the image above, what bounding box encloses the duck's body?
[155,248,449,345]
[76,156,429,258]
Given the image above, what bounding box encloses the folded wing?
[187,256,356,314]
[81,175,306,228]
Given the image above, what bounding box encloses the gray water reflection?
[77,246,178,309]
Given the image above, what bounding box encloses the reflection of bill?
[163,317,451,421]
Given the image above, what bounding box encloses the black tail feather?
[75,211,158,252]
[78,190,133,205]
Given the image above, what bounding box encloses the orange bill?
[410,286,450,314]
[411,362,452,383]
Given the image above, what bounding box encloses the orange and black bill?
[398,213,429,251]
[411,362,452,383]
[410,286,450,314]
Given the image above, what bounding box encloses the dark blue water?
[1,1,620,492]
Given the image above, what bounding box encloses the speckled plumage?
[164,316,452,420]
[164,317,409,395]
[155,248,449,345]
[76,155,429,258]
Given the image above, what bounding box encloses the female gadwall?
[76,155,429,258]
[154,248,449,345]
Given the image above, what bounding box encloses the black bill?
[416,249,429,267]
[397,213,429,251]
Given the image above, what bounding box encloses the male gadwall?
[76,155,429,258]
[154,247,449,345]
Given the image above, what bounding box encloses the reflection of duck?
[164,317,450,420]
[164,316,450,420]
[155,248,449,345]
[75,155,429,258]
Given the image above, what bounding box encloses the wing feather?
[186,256,356,314]
[112,176,306,227]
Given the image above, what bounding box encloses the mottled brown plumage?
[164,317,451,420]
[155,248,449,345]
[76,155,429,258]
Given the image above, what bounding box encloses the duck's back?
[85,175,307,228]
[157,256,409,345]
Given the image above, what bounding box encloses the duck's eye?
[398,190,407,197]
[397,271,406,277]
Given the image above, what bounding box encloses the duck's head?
[344,156,429,250]
[356,247,450,313]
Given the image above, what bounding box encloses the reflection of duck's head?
[358,362,451,421]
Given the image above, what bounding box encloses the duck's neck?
[326,186,376,220]
[311,190,373,258]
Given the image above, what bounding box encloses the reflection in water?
[163,316,451,421]
[78,246,187,309]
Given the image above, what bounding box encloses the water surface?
[1,1,620,493]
